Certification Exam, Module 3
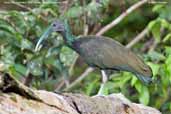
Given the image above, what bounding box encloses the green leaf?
[165,55,171,68]
[148,20,156,30]
[160,19,171,29]
[87,1,102,12]
[147,51,165,61]
[15,32,23,43]
[86,79,98,95]
[134,82,142,93]
[66,6,83,18]
[27,61,43,76]
[39,79,59,91]
[165,46,171,55]
[147,62,160,76]
[152,4,164,13]
[100,83,109,95]
[134,80,150,105]
[101,0,110,6]
[163,33,171,42]
[159,5,171,21]
[46,46,61,57]
[148,20,161,42]
[9,65,22,79]
[21,39,33,50]
[139,86,150,105]
[0,24,15,35]
[44,56,63,71]
[60,46,77,66]
[119,72,131,86]
[14,64,28,76]
[7,11,27,35]
[131,76,138,86]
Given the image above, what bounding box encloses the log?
[0,73,161,114]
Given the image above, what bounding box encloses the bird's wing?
[76,36,127,68]
[76,36,152,84]
[77,36,148,74]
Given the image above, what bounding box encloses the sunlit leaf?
[131,76,138,86]
[86,79,98,95]
[163,33,171,42]
[160,19,171,29]
[134,82,142,93]
[66,6,83,18]
[147,63,160,76]
[139,86,149,105]
[152,4,164,13]
[165,46,171,55]
[148,20,161,42]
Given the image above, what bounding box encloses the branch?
[126,27,148,48]
[66,0,148,90]
[64,67,94,91]
[0,73,161,114]
[96,0,148,36]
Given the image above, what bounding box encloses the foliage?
[0,0,170,113]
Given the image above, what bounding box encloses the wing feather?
[74,35,151,76]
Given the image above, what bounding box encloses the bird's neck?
[61,30,75,47]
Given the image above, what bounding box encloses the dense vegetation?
[0,0,170,113]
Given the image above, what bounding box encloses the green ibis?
[35,20,153,94]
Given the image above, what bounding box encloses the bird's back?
[72,35,152,84]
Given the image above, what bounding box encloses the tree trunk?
[0,73,161,114]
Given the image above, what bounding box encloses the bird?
[35,19,153,94]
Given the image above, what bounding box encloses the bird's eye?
[53,24,56,27]
[143,68,148,72]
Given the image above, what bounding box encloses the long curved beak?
[35,25,53,52]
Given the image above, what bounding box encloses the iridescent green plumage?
[36,20,153,85]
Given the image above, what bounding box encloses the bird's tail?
[135,73,152,85]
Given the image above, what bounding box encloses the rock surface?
[0,73,161,114]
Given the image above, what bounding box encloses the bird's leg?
[62,68,69,87]
[97,70,108,95]
[58,59,70,87]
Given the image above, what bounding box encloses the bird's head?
[51,20,66,33]
[35,19,69,51]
